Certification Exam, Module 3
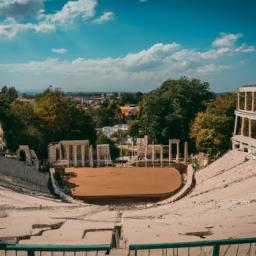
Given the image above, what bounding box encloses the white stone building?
[48,140,93,167]
[232,86,256,154]
[48,140,112,167]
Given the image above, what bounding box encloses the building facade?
[232,86,256,154]
[48,140,112,167]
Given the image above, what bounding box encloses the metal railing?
[129,237,256,256]
[0,244,111,256]
[1,237,256,256]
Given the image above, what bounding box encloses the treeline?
[0,77,237,160]
[0,87,96,159]
[128,77,236,156]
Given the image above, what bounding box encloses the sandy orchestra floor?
[65,167,182,199]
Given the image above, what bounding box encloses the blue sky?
[0,0,255,92]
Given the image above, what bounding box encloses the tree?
[3,101,43,152]
[97,131,120,160]
[138,77,214,145]
[92,99,124,128]
[190,94,236,156]
[0,94,10,123]
[35,87,96,158]
[128,120,142,139]
[120,92,143,105]
[1,86,18,103]
[0,86,18,128]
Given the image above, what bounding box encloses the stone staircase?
[0,157,50,195]
[109,248,129,256]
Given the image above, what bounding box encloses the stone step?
[109,248,128,256]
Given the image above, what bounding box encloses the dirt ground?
[65,167,182,199]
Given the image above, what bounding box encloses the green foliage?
[35,88,96,158]
[92,99,124,128]
[3,101,43,152]
[137,77,214,144]
[120,92,143,105]
[1,86,18,103]
[0,86,97,159]
[128,120,143,139]
[97,131,120,160]
[0,94,10,122]
[190,94,236,156]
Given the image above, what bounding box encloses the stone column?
[233,115,238,136]
[237,93,240,110]
[66,145,70,167]
[241,117,245,136]
[160,145,163,168]
[184,141,188,164]
[176,142,180,163]
[152,144,155,168]
[59,145,62,160]
[252,92,255,112]
[245,92,247,110]
[97,145,100,167]
[145,145,147,167]
[249,119,252,137]
[81,144,85,166]
[73,145,77,167]
[89,145,93,167]
[169,140,172,166]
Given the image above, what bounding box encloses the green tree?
[139,77,214,144]
[120,92,143,105]
[35,88,96,158]
[1,87,97,159]
[0,94,10,122]
[92,99,124,128]
[97,131,120,160]
[128,120,143,139]
[1,86,18,103]
[3,101,43,152]
[190,94,236,156]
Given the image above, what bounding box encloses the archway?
[19,150,26,162]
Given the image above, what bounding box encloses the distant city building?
[16,97,36,106]
[120,105,138,116]
[68,93,116,110]
[100,124,129,138]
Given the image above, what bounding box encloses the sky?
[0,0,255,93]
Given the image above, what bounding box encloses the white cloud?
[93,11,114,24]
[212,33,242,47]
[0,0,98,39]
[123,42,180,71]
[201,47,231,59]
[42,0,97,25]
[0,34,254,91]
[51,48,67,54]
[0,17,54,39]
[196,64,230,74]
[235,43,255,53]
[0,0,44,17]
